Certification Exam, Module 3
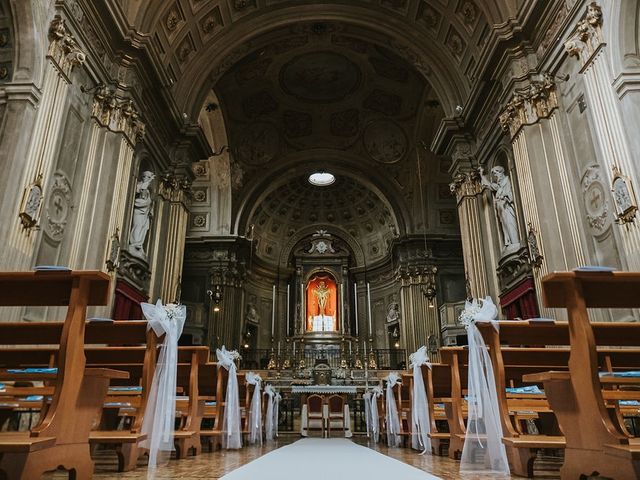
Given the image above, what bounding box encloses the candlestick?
[286,284,290,336]
[278,340,281,358]
[367,282,372,337]
[353,282,358,336]
[271,284,276,337]
[349,341,352,356]
[293,341,296,357]
[340,282,344,333]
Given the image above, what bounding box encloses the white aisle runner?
[220,438,442,480]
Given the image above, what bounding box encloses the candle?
[300,282,304,332]
[340,283,344,333]
[293,341,296,357]
[353,282,358,336]
[349,341,352,356]
[271,284,276,337]
[286,284,290,336]
[367,282,373,337]
[278,340,281,357]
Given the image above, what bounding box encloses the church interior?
[0,0,639,479]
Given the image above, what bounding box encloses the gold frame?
[611,165,638,225]
[18,174,44,230]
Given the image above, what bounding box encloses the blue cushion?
[7,368,58,374]
[109,386,142,392]
[506,385,544,395]
[600,371,640,378]
[619,400,640,406]
[21,395,43,401]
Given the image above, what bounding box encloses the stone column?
[449,153,492,299]
[564,2,640,269]
[4,16,85,270]
[148,172,191,302]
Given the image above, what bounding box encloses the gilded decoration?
[160,172,192,203]
[611,165,638,226]
[499,74,558,138]
[564,2,603,67]
[48,15,86,78]
[449,170,481,201]
[18,174,43,231]
[92,87,146,145]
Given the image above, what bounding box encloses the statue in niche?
[128,171,155,258]
[386,301,400,323]
[480,166,520,251]
[245,303,260,324]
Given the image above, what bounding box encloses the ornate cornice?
[564,2,604,69]
[48,15,86,79]
[499,74,558,139]
[92,87,146,146]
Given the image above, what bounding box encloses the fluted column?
[450,169,490,298]
[4,16,85,270]
[564,2,640,269]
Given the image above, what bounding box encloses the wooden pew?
[196,362,220,451]
[523,271,640,480]
[0,271,127,479]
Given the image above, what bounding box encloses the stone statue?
[314,281,330,316]
[128,170,155,258]
[386,301,400,323]
[245,303,260,324]
[480,166,520,251]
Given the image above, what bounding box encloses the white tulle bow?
[409,346,432,454]
[246,372,263,445]
[362,391,372,437]
[459,297,509,474]
[216,346,242,449]
[264,384,280,441]
[139,300,186,477]
[369,386,383,443]
[385,372,402,447]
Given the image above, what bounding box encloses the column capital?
[158,171,192,204]
[47,15,86,79]
[499,74,558,139]
[564,2,604,68]
[92,87,146,146]
[449,169,482,202]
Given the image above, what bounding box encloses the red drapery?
[499,277,539,320]
[112,279,147,320]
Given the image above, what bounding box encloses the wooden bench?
[0,270,127,479]
[522,271,640,480]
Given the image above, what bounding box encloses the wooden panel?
[542,271,640,309]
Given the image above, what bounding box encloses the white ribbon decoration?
[273,391,281,438]
[459,297,510,474]
[409,346,432,454]
[385,372,402,447]
[216,346,242,449]
[362,391,372,437]
[264,385,275,441]
[245,372,263,445]
[139,300,186,476]
[370,386,383,443]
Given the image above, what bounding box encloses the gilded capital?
[92,89,146,145]
[48,16,86,77]
[499,74,558,139]
[564,2,604,66]
[159,172,193,203]
[449,170,482,201]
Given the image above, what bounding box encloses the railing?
[238,348,406,371]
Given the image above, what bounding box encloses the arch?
[232,148,411,239]
[175,5,468,118]
[278,224,366,268]
[6,0,45,86]
[608,0,640,73]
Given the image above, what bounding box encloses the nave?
[47,437,559,480]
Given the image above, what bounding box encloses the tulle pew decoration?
[384,372,402,447]
[216,346,242,449]
[245,372,263,445]
[139,300,187,476]
[264,384,280,441]
[370,385,383,443]
[409,346,432,454]
[362,391,372,437]
[459,296,510,474]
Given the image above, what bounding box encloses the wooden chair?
[523,271,640,480]
[326,394,345,437]
[0,270,127,479]
[306,394,325,437]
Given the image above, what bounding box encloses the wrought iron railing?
[238,348,406,371]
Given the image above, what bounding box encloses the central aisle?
[220,438,442,480]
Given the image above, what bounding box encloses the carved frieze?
[92,87,146,145]
[564,2,603,67]
[499,74,558,138]
[48,15,86,78]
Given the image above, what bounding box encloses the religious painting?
[611,165,638,225]
[363,119,407,164]
[306,273,338,332]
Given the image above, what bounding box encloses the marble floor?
[47,435,562,479]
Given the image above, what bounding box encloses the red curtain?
[499,277,539,320]
[112,279,147,320]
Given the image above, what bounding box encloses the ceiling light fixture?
[308,171,335,186]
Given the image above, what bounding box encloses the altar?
[294,385,356,438]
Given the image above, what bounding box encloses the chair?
[306,394,325,437]
[326,394,346,437]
